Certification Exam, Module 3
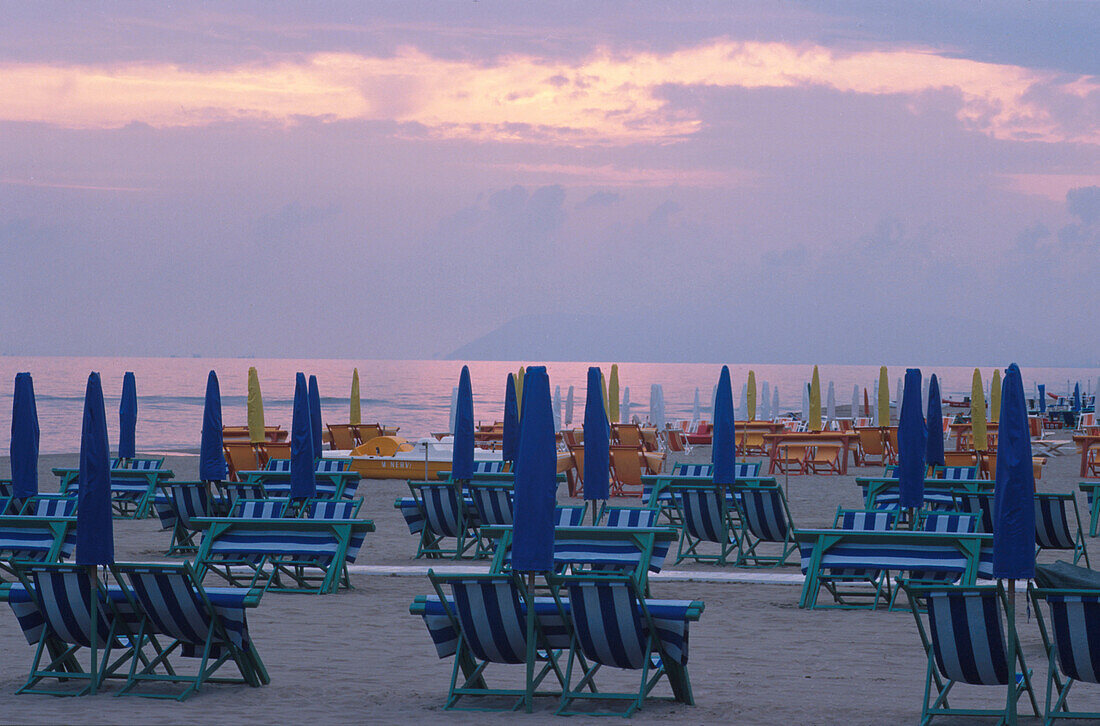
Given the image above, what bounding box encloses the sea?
[1,357,1097,455]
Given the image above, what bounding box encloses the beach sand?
[0,446,1096,724]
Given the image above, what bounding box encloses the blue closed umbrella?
[1037,384,1046,413]
[898,368,926,511]
[583,367,610,503]
[118,371,137,461]
[1073,383,1081,412]
[503,374,520,463]
[451,366,474,481]
[308,374,323,456]
[11,372,40,501]
[76,373,114,566]
[511,366,556,573]
[925,374,945,468]
[199,371,228,482]
[291,373,316,500]
[712,366,736,484]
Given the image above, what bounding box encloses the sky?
[0,1,1097,366]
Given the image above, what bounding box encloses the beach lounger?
[467,482,514,558]
[1030,583,1100,723]
[943,450,978,467]
[888,512,982,611]
[0,515,78,581]
[160,482,217,555]
[610,446,655,498]
[222,442,262,482]
[954,491,995,534]
[1035,492,1089,566]
[551,574,702,717]
[731,482,797,568]
[811,508,898,609]
[16,495,77,517]
[326,424,357,450]
[932,465,979,480]
[903,584,1038,724]
[417,571,568,712]
[672,484,742,565]
[806,444,843,474]
[116,562,269,699]
[856,427,887,466]
[402,482,477,559]
[54,463,174,520]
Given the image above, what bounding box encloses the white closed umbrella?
[826,381,836,426]
[448,386,458,433]
[772,386,780,418]
[565,385,574,427]
[738,383,748,421]
[690,387,701,427]
[760,381,771,420]
[553,385,562,432]
[852,384,860,422]
[801,384,810,422]
[621,386,631,422]
[656,385,667,429]
[872,379,879,425]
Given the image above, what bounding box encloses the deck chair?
[552,574,702,717]
[665,430,689,455]
[117,562,268,699]
[10,563,140,696]
[954,491,995,534]
[884,427,900,465]
[258,442,291,463]
[640,428,660,453]
[222,442,261,482]
[740,430,768,457]
[806,444,843,474]
[1030,584,1100,723]
[943,450,978,467]
[816,508,898,609]
[353,424,384,446]
[672,484,741,565]
[856,427,888,466]
[609,446,646,498]
[326,424,356,450]
[164,482,215,555]
[556,506,588,526]
[932,465,979,480]
[567,445,585,497]
[904,584,1038,725]
[17,495,78,517]
[599,507,658,528]
[888,512,982,611]
[1035,492,1089,567]
[612,424,644,448]
[424,571,568,712]
[410,482,477,559]
[773,443,809,474]
[732,483,797,567]
[468,483,514,558]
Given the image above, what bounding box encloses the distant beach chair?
[806,444,843,474]
[609,446,648,498]
[468,482,514,558]
[932,465,979,480]
[1035,492,1089,566]
[161,482,215,555]
[326,424,356,450]
[856,427,887,466]
[223,442,261,482]
[903,584,1038,724]
[1030,583,1100,723]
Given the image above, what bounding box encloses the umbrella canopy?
[760,381,770,420]
[712,366,736,484]
[308,375,323,456]
[925,374,946,468]
[877,367,890,426]
[118,371,137,460]
[553,385,563,432]
[898,369,927,509]
[76,372,113,566]
[290,373,316,500]
[583,367,610,501]
[809,366,822,431]
[800,384,809,423]
[826,381,836,425]
[747,371,757,421]
[1038,384,1046,413]
[992,363,1036,579]
[564,385,574,427]
[503,374,520,463]
[990,369,1002,423]
[1073,382,1082,412]
[511,366,556,572]
[451,366,474,481]
[971,369,989,451]
[608,364,620,424]
[350,368,361,425]
[247,367,265,444]
[772,387,780,419]
[200,371,228,482]
[448,386,459,434]
[621,386,631,422]
[691,387,701,425]
[11,372,40,499]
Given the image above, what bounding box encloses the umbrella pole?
[525,571,536,713]
[88,565,99,695]
[1006,578,1017,725]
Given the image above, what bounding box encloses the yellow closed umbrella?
[990,369,1002,423]
[809,365,822,431]
[609,364,620,424]
[246,366,265,444]
[350,368,361,425]
[516,366,525,413]
[971,368,988,451]
[747,370,757,421]
[877,366,890,426]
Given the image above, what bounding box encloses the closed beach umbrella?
[872,379,879,425]
[653,384,667,430]
[851,385,860,422]
[350,368,361,425]
[712,366,736,484]
[621,386,630,422]
[826,381,836,426]
[608,364,620,424]
[971,369,988,451]
[691,387,701,425]
[565,385,574,427]
[583,367,610,503]
[925,374,946,468]
[290,373,316,500]
[76,372,113,567]
[760,381,771,420]
[1037,384,1046,413]
[448,386,458,434]
[503,374,520,463]
[877,367,890,426]
[738,383,747,421]
[990,369,1002,423]
[747,371,757,421]
[451,366,474,481]
[200,371,228,482]
[897,377,903,410]
[992,363,1036,725]
[11,372,40,500]
[1073,383,1081,412]
[898,369,926,511]
[809,366,822,432]
[772,387,780,419]
[516,367,525,414]
[308,375,323,456]
[119,371,137,460]
[864,388,870,419]
[553,385,562,432]
[512,367,556,572]
[800,384,809,423]
[247,367,265,444]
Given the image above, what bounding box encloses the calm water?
[1,357,1096,454]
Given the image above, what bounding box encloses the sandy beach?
[0,447,1096,725]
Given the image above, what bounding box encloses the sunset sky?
[1,2,1097,365]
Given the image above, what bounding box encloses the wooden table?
[948,422,999,451]
[763,432,858,474]
[1076,435,1100,477]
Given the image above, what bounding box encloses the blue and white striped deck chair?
[671,463,713,477]
[904,584,1038,725]
[552,574,702,717]
[263,499,368,593]
[556,506,588,527]
[425,571,568,712]
[883,465,901,478]
[112,457,165,470]
[118,562,268,700]
[469,484,514,559]
[217,481,268,513]
[600,507,658,528]
[672,485,741,565]
[954,491,995,534]
[229,498,288,519]
[933,465,979,480]
[732,483,797,568]
[472,460,508,475]
[412,483,477,559]
[162,483,215,555]
[0,516,78,581]
[11,563,137,696]
[1035,492,1089,567]
[315,458,348,473]
[17,495,78,517]
[1031,585,1100,723]
[888,512,982,611]
[816,508,898,609]
[264,458,291,472]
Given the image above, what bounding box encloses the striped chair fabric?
[264,459,291,472]
[601,507,657,528]
[307,498,362,521]
[395,497,425,534]
[449,577,529,663]
[470,486,514,526]
[0,520,77,563]
[421,485,466,539]
[555,506,587,527]
[230,499,287,519]
[206,525,361,566]
[315,458,348,473]
[934,466,979,480]
[672,463,712,477]
[738,487,790,543]
[955,492,995,534]
[566,579,649,669]
[471,461,507,474]
[1045,592,1100,684]
[27,567,118,649]
[111,458,164,470]
[1035,493,1089,566]
[18,496,77,517]
[680,488,732,544]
